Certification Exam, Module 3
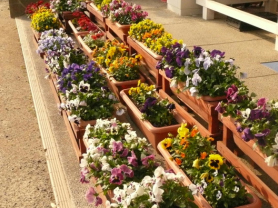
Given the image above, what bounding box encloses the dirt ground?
[0,1,55,207]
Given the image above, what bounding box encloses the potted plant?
[80,118,160,206]
[50,0,87,33]
[86,0,110,29]
[104,0,148,43]
[128,19,181,86]
[102,55,146,101]
[25,0,50,18]
[31,7,61,41]
[92,39,129,68]
[158,124,261,208]
[77,31,106,58]
[120,82,184,151]
[157,43,242,100]
[105,166,198,208]
[68,11,102,39]
[37,28,75,72]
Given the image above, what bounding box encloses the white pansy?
[189,87,199,97]
[68,115,80,123]
[192,72,202,86]
[154,166,165,179]
[151,205,158,208]
[152,183,164,203]
[71,84,78,94]
[216,191,222,200]
[189,183,198,195]
[79,100,87,106]
[212,170,218,176]
[170,78,177,88]
[116,108,125,116]
[265,155,278,167]
[203,57,213,70]
[186,76,191,88]
[79,158,88,168]
[184,58,191,75]
[233,186,239,192]
[78,80,90,92]
[241,108,251,119]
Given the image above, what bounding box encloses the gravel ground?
[0,1,55,207]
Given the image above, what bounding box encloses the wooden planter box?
[101,68,146,102]
[59,11,76,33]
[219,116,278,208]
[105,18,130,44]
[159,70,223,138]
[157,142,262,208]
[120,88,211,152]
[76,34,93,59]
[86,3,107,31]
[127,36,162,88]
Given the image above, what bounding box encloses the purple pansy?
[215,102,225,114]
[255,129,270,146]
[140,97,157,113]
[242,127,254,142]
[165,67,174,78]
[127,151,138,167]
[120,164,134,178]
[120,148,129,157]
[112,141,124,155]
[80,167,90,184]
[109,167,124,185]
[210,50,225,58]
[193,46,203,57]
[141,155,155,167]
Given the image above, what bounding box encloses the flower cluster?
[57,61,106,94]
[129,19,164,42]
[157,43,242,97]
[129,82,177,127]
[160,124,250,208]
[92,39,129,68]
[129,19,181,54]
[31,7,60,32]
[25,0,50,18]
[215,84,278,167]
[128,80,156,105]
[80,118,160,206]
[107,55,142,81]
[50,0,86,13]
[109,0,148,25]
[82,31,106,49]
[106,166,198,208]
[71,11,100,32]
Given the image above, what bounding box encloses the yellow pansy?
[178,123,189,138]
[208,154,223,170]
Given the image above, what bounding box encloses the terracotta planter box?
[127,36,162,88]
[59,11,76,33]
[159,70,222,137]
[105,18,130,43]
[86,3,107,30]
[120,88,190,152]
[101,68,146,102]
[219,116,278,207]
[76,34,93,59]
[68,20,90,40]
[157,142,262,208]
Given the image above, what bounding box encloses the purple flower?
[90,163,99,171]
[161,47,167,55]
[226,84,240,103]
[165,67,174,78]
[112,141,124,155]
[109,167,124,185]
[176,56,183,67]
[80,167,90,184]
[95,197,102,206]
[120,164,134,178]
[219,180,224,187]
[141,155,155,167]
[97,147,109,154]
[242,128,254,142]
[249,109,264,120]
[85,187,97,204]
[156,61,163,70]
[140,97,157,113]
[166,103,175,111]
[127,151,138,167]
[215,102,225,114]
[255,129,270,146]
[193,46,203,57]
[236,123,243,133]
[165,51,173,63]
[120,148,129,157]
[210,50,225,58]
[257,97,266,110]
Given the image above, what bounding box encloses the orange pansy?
[200,152,207,159]
[181,153,186,158]
[175,158,182,166]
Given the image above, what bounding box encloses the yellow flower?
[208,154,223,170]
[45,25,48,29]
[178,123,189,138]
[200,172,214,182]
[192,159,200,169]
[160,138,172,150]
[207,137,214,141]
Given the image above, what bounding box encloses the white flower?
[152,183,164,203]
[101,162,111,171]
[79,100,87,106]
[265,155,278,167]
[195,57,204,67]
[212,170,218,176]
[71,84,78,94]
[154,166,165,179]
[192,72,202,86]
[170,78,177,88]
[151,205,158,208]
[109,94,117,101]
[203,57,213,70]
[189,183,198,195]
[184,58,191,75]
[68,115,80,123]
[116,108,125,116]
[241,108,251,119]
[79,158,88,168]
[186,76,191,88]
[189,87,199,97]
[216,191,222,200]
[233,186,239,192]
[79,81,90,92]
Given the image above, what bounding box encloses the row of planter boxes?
[49,4,278,207]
